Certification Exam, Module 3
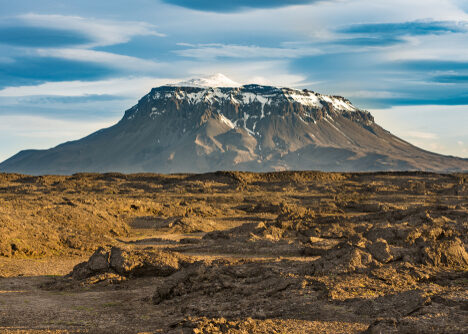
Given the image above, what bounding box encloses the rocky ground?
[0,171,467,333]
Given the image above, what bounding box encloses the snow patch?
[285,90,323,108]
[149,109,164,119]
[219,114,235,129]
[173,73,240,88]
[321,96,355,111]
[242,112,256,136]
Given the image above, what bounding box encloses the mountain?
[1,74,467,175]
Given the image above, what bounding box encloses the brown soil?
[0,171,467,333]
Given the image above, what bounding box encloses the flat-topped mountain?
[1,74,467,174]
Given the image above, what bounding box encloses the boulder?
[367,238,393,263]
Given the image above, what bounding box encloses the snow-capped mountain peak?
[2,76,468,175]
[166,75,357,113]
[173,73,241,88]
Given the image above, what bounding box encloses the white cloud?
[175,43,321,59]
[341,90,405,99]
[18,13,165,47]
[299,0,468,28]
[384,33,468,62]
[0,57,313,98]
[0,77,179,98]
[34,48,163,72]
[183,60,309,87]
[0,68,307,99]
[187,0,468,42]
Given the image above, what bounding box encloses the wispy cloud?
[431,74,468,83]
[181,59,309,88]
[341,90,405,99]
[331,37,403,47]
[0,56,115,88]
[17,13,165,47]
[17,94,125,104]
[34,48,163,72]
[0,26,91,47]
[383,33,468,61]
[0,13,168,87]
[174,43,321,59]
[340,20,468,36]
[161,0,322,13]
[0,77,178,98]
[0,59,311,100]
[334,20,468,50]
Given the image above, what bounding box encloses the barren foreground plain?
[0,171,467,333]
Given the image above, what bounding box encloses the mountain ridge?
[1,75,467,175]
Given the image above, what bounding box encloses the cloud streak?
[17,13,165,47]
[0,77,178,98]
[174,43,321,59]
[0,57,115,88]
[35,48,163,72]
[340,20,468,36]
[0,26,92,47]
[335,20,468,50]
[432,74,468,83]
[161,0,322,13]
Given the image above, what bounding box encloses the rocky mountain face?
[1,75,467,174]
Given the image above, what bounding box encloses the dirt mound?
[309,231,467,277]
[366,238,393,263]
[201,204,468,269]
[311,242,375,275]
[200,222,306,257]
[422,237,468,267]
[69,246,184,280]
[360,211,468,269]
[152,260,308,319]
[153,261,291,304]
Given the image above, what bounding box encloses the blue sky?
[0,0,467,161]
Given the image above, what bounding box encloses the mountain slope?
[1,76,467,174]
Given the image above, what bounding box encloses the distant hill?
[2,74,467,174]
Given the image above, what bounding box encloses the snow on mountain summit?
[162,77,358,113]
[169,74,356,113]
[173,73,241,88]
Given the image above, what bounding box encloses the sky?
[0,0,467,161]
